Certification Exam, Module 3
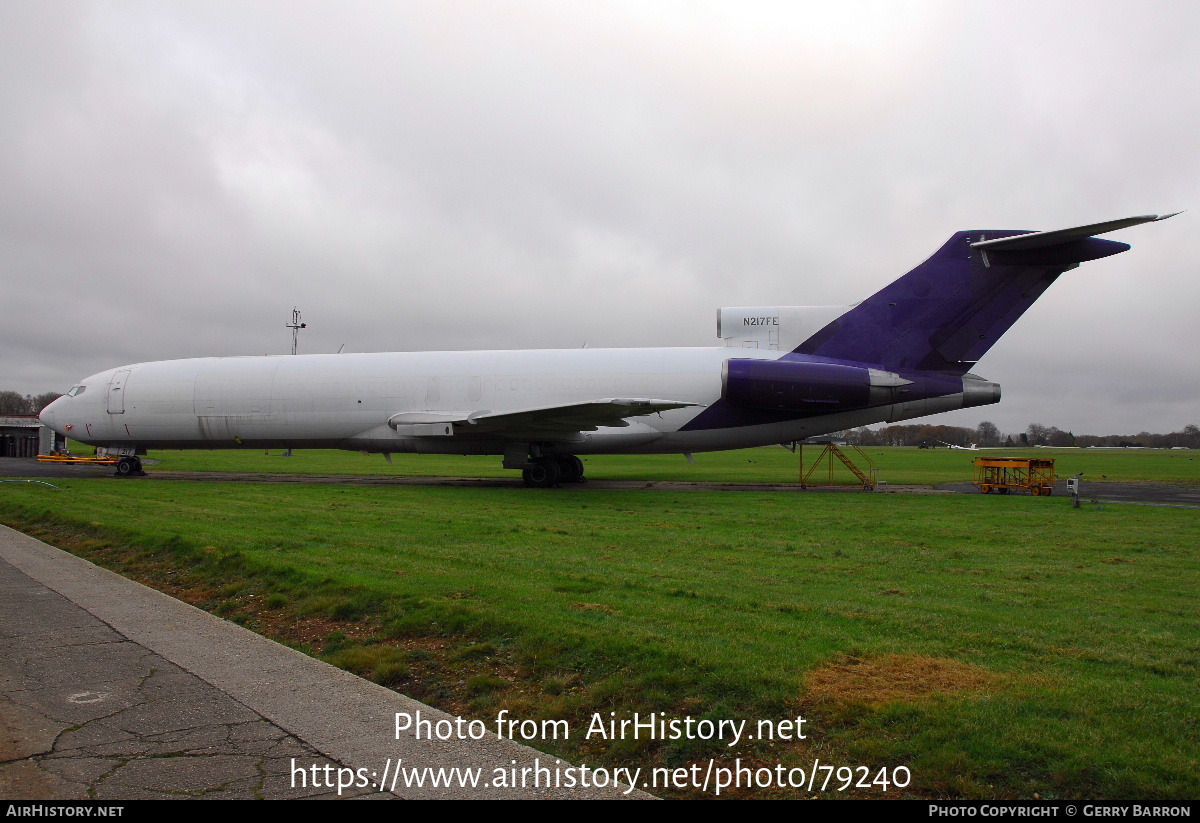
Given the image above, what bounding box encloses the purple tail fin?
[792,215,1175,374]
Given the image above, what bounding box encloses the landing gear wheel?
[522,457,562,488]
[556,455,586,483]
[998,487,1009,495]
[115,456,145,477]
[980,484,992,494]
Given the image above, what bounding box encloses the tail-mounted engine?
[722,358,912,412]
[722,358,1001,415]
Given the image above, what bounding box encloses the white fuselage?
[39,346,977,457]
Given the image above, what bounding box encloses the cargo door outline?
[107,370,130,414]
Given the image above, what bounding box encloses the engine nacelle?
[722,358,910,412]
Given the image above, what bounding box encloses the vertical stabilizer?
[792,215,1175,374]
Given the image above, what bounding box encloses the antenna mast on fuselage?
[287,307,306,355]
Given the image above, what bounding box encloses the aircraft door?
[107,370,130,414]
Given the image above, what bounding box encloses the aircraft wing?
[388,398,703,440]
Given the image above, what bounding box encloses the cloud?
[2,0,1196,434]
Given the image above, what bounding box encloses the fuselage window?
[67,385,87,397]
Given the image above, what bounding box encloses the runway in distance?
[40,214,1175,486]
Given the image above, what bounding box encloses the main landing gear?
[114,456,146,477]
[521,455,586,488]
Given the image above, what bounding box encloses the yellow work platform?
[973,456,1056,496]
[37,452,120,467]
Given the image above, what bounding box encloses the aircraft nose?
[39,397,64,432]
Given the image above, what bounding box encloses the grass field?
[3,448,1197,799]
[72,441,1200,485]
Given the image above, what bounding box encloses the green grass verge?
[2,479,1196,799]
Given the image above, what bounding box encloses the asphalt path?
[0,456,935,493]
[937,479,1200,508]
[0,525,649,800]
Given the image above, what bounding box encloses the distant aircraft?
[40,214,1176,486]
[937,441,981,450]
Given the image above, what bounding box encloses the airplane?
[39,213,1176,487]
[936,441,981,450]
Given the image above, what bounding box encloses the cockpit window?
[66,385,86,397]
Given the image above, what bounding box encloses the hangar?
[0,415,62,458]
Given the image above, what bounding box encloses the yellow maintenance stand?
[798,442,877,490]
[973,456,1056,496]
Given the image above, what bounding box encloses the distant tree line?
[843,421,1200,449]
[0,391,62,416]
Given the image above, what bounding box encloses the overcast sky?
[2,1,1196,436]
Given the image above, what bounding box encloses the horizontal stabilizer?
[971,213,1180,251]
